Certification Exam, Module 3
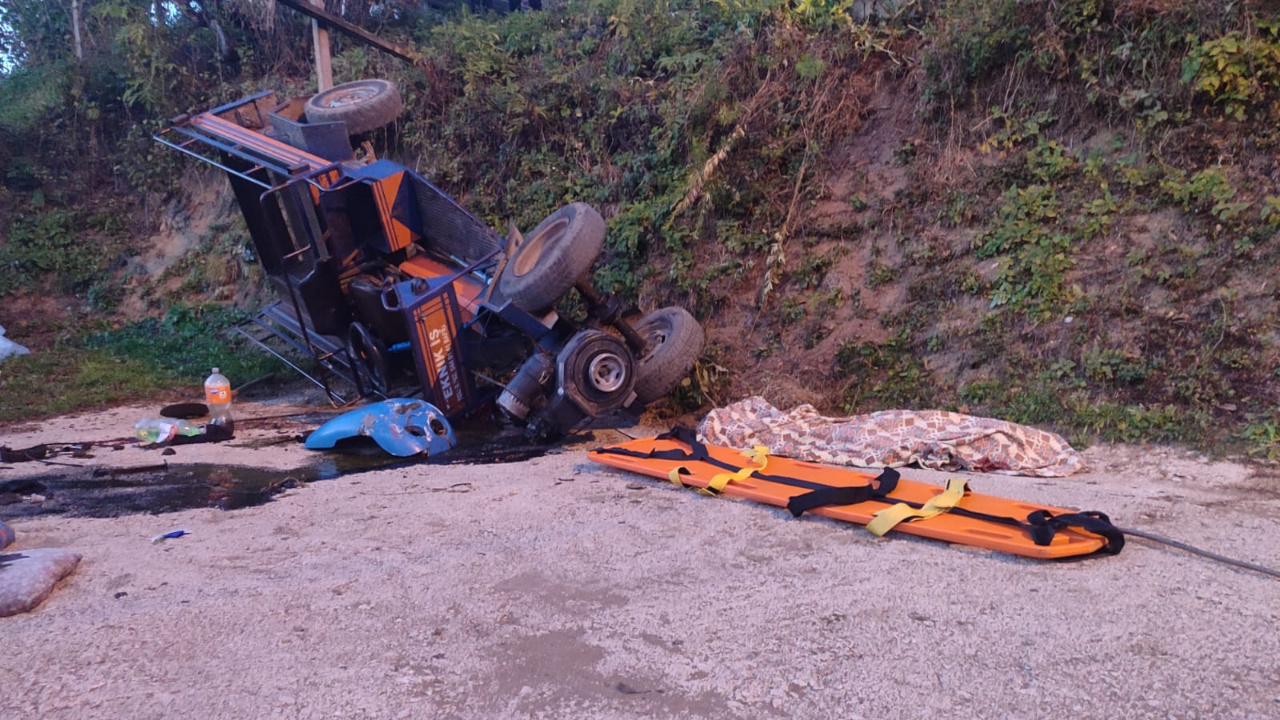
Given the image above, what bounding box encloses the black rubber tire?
[304,79,403,135]
[498,202,605,313]
[161,402,209,420]
[631,306,705,406]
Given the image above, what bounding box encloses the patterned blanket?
[697,397,1085,477]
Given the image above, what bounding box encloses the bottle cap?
[212,367,220,374]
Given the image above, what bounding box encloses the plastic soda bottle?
[135,418,201,444]
[204,367,233,429]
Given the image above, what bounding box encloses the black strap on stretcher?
[593,427,1124,555]
[597,427,901,516]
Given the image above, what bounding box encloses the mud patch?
[487,628,733,718]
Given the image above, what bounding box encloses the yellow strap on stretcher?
[866,478,969,537]
[668,446,770,496]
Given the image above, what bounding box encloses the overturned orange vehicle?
[156,79,703,439]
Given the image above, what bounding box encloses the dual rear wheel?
[498,204,705,408]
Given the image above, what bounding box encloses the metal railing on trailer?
[155,112,371,406]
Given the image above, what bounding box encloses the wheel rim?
[587,352,627,393]
[512,218,565,276]
[641,319,672,360]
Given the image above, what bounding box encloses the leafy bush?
[0,208,97,293]
[0,63,71,135]
[974,184,1076,317]
[921,0,1028,105]
[1183,22,1280,121]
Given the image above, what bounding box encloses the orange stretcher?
[589,431,1123,560]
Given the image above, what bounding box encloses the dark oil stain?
[2,464,324,519]
[0,419,556,518]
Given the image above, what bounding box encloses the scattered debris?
[0,445,50,463]
[429,482,473,494]
[150,530,190,544]
[93,463,170,478]
[305,399,458,458]
[134,418,203,445]
[2,443,98,466]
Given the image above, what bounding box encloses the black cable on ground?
[1116,526,1280,580]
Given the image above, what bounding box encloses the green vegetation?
[1,0,1278,460]
[834,330,932,410]
[0,306,283,423]
[1183,21,1280,121]
[975,183,1077,317]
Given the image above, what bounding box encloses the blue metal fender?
[304,398,458,457]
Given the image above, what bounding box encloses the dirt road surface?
[2,402,1278,719]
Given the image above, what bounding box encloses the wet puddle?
[0,421,559,519]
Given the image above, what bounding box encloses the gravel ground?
[1,402,1278,719]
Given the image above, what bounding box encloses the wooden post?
[309,0,333,91]
[71,0,84,61]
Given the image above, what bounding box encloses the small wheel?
[347,322,389,395]
[587,351,629,395]
[304,79,403,135]
[498,202,605,313]
[631,306,705,406]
